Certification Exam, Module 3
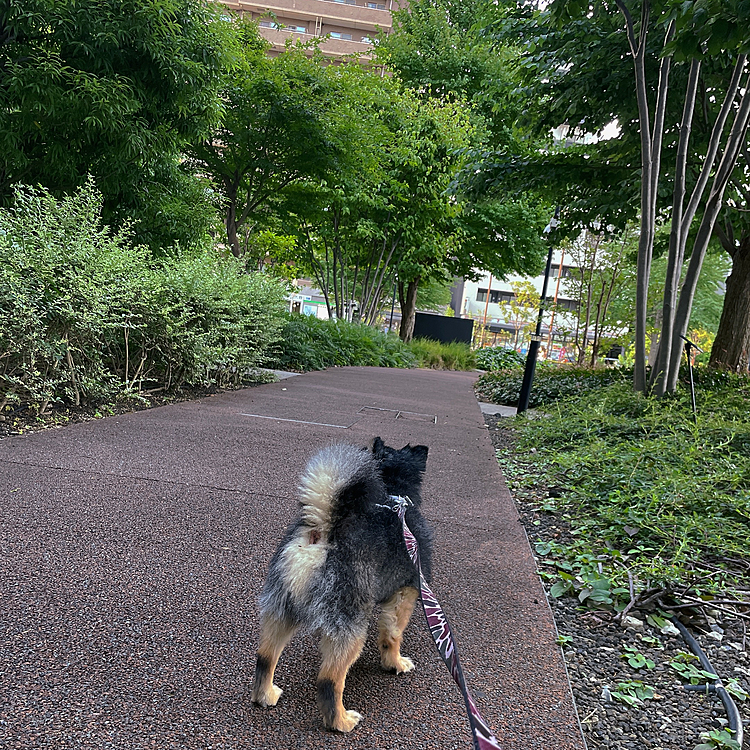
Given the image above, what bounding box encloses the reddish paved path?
[0,367,584,750]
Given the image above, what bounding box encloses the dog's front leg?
[378,586,418,674]
[316,632,366,732]
[251,613,298,708]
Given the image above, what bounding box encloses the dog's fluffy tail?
[297,443,376,533]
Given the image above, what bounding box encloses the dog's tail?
[298,443,378,533]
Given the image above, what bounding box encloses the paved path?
[0,367,584,750]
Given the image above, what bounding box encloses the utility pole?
[517,207,560,414]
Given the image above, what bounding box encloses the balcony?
[222,0,393,32]
[258,27,375,59]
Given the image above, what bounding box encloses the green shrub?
[475,346,525,371]
[0,181,287,409]
[407,338,476,370]
[475,364,630,406]
[271,315,416,371]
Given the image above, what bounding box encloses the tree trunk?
[226,200,241,258]
[398,277,420,343]
[709,239,750,372]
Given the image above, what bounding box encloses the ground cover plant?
[475,363,630,407]
[0,182,287,414]
[499,374,750,613]
[474,345,525,371]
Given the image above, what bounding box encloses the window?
[546,296,578,312]
[259,20,278,29]
[477,289,515,305]
[330,31,353,40]
[333,0,356,3]
[559,265,578,279]
[366,2,386,8]
[288,24,306,33]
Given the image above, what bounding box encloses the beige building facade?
[217,0,403,60]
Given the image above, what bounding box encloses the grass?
[271,316,478,372]
[407,337,476,370]
[500,372,750,612]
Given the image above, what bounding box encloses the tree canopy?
[0,0,233,248]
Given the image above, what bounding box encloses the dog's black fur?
[250,437,432,732]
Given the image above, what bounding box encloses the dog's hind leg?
[316,631,366,732]
[378,586,418,674]
[250,613,298,708]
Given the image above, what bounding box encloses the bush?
[475,346,525,371]
[475,364,630,407]
[271,315,416,371]
[0,182,287,409]
[407,338,476,370]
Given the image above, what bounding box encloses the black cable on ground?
[669,615,744,746]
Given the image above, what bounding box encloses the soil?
[485,413,750,750]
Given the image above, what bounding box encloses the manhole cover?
[357,406,436,424]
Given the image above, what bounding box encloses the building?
[217,0,403,61]
[452,251,582,361]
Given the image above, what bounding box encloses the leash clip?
[375,494,413,514]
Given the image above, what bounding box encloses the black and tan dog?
[250,437,432,732]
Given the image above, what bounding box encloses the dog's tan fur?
[378,586,418,674]
[250,613,298,708]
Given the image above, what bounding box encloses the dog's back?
[259,444,385,636]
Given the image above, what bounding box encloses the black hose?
[669,616,744,746]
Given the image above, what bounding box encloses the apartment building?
[217,0,403,60]
[452,253,582,360]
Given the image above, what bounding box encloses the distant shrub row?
[0,183,287,411]
[475,365,631,407]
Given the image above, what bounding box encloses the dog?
[250,436,432,732]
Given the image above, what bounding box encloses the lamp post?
[517,207,560,414]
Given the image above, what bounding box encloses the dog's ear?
[405,444,428,472]
[370,436,387,459]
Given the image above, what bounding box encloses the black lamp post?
[517,207,560,414]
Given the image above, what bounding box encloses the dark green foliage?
[505,376,750,600]
[271,316,416,372]
[475,346,525,371]
[0,183,287,409]
[1,0,231,249]
[475,364,629,406]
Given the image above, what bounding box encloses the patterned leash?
[386,495,503,750]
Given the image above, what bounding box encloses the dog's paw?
[394,656,415,674]
[381,655,415,674]
[330,709,362,733]
[251,683,283,708]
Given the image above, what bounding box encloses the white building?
[452,250,581,360]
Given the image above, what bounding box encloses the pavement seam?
[0,457,294,501]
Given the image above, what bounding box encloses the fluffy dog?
[250,437,432,732]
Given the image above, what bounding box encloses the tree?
[710,178,750,371]
[187,27,354,257]
[547,0,750,393]
[561,228,631,366]
[0,0,231,249]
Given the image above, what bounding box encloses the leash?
[385,495,503,750]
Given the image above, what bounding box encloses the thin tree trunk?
[665,75,750,391]
[651,58,701,395]
[398,277,420,342]
[616,0,675,392]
